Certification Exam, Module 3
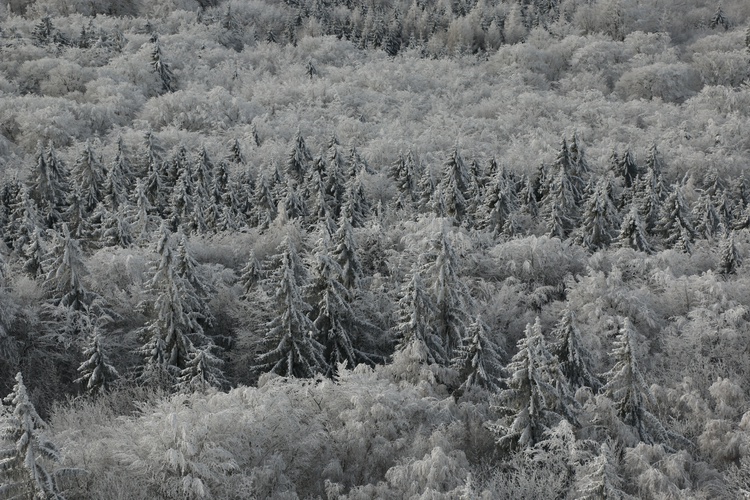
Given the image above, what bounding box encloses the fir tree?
[22,226,47,279]
[480,168,518,236]
[255,233,327,378]
[394,267,445,365]
[552,309,601,392]
[29,142,69,228]
[8,185,42,255]
[332,209,363,290]
[131,178,154,243]
[309,235,378,374]
[602,317,671,446]
[75,321,119,395]
[0,373,63,499]
[240,249,263,299]
[656,186,695,253]
[451,315,505,395]
[574,441,631,500]
[286,130,312,184]
[692,192,722,241]
[576,178,621,251]
[151,34,176,93]
[32,16,54,45]
[710,5,730,30]
[617,204,653,254]
[176,347,226,392]
[542,166,579,239]
[71,140,106,213]
[44,223,93,312]
[488,318,567,451]
[719,230,741,275]
[103,137,132,211]
[439,146,471,224]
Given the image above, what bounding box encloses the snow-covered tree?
[0,373,63,499]
[71,140,106,213]
[255,232,327,378]
[29,141,69,228]
[656,186,695,253]
[576,178,621,251]
[103,137,132,212]
[151,34,175,93]
[719,230,741,275]
[75,321,119,395]
[541,166,579,239]
[176,347,226,393]
[240,249,263,299]
[394,266,445,365]
[286,130,312,184]
[574,441,631,500]
[44,223,93,312]
[439,146,472,224]
[551,309,601,393]
[451,314,505,395]
[602,317,670,446]
[309,234,378,374]
[332,209,363,290]
[617,204,653,254]
[488,318,566,451]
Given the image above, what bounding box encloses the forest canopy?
[2,0,750,497]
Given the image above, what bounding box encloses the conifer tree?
[309,234,378,373]
[574,441,631,500]
[8,185,42,254]
[140,130,165,180]
[29,142,69,228]
[394,267,445,365]
[426,224,471,360]
[451,315,505,395]
[342,174,371,228]
[252,173,277,229]
[255,232,327,378]
[98,206,134,248]
[692,192,722,241]
[0,373,63,499]
[168,169,194,231]
[176,347,226,392]
[615,148,639,189]
[633,167,665,233]
[22,227,47,279]
[282,180,308,222]
[439,146,471,224]
[71,140,106,213]
[417,166,436,213]
[286,130,312,184]
[75,321,119,395]
[481,168,518,236]
[193,146,214,204]
[240,249,263,299]
[617,205,653,254]
[151,34,175,93]
[552,309,601,392]
[656,186,695,253]
[175,232,213,326]
[131,178,154,243]
[488,318,566,451]
[602,317,670,446]
[32,16,54,45]
[332,209,363,290]
[44,223,92,312]
[710,5,730,30]
[719,230,742,275]
[542,166,579,239]
[103,137,132,212]
[576,178,621,251]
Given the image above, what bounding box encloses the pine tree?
[719,230,742,275]
[602,317,670,446]
[286,130,312,184]
[394,267,445,365]
[439,146,471,224]
[617,204,653,254]
[488,318,565,451]
[710,5,730,30]
[427,224,471,360]
[451,315,505,395]
[656,186,695,253]
[176,347,226,392]
[103,137,132,212]
[0,373,64,499]
[71,140,106,213]
[75,321,119,395]
[552,309,601,392]
[151,34,176,93]
[255,233,327,378]
[574,441,631,500]
[44,223,93,312]
[576,178,621,251]
[309,235,378,373]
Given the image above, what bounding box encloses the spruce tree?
[103,137,132,211]
[240,249,263,299]
[656,186,695,253]
[309,235,378,373]
[29,141,69,228]
[75,322,119,395]
[576,178,621,251]
[451,315,505,395]
[617,204,653,254]
[151,34,176,93]
[480,168,518,236]
[0,373,63,499]
[71,140,106,213]
[574,441,631,500]
[719,230,742,275]
[8,185,42,255]
[692,192,722,241]
[44,223,93,312]
[602,317,670,446]
[439,146,471,224]
[488,318,565,451]
[176,347,226,392]
[22,227,47,279]
[552,309,601,392]
[255,233,327,378]
[394,267,445,365]
[286,130,312,184]
[332,209,363,290]
[541,166,579,239]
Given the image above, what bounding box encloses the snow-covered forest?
[1,0,750,497]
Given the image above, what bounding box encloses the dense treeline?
[2,0,750,498]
